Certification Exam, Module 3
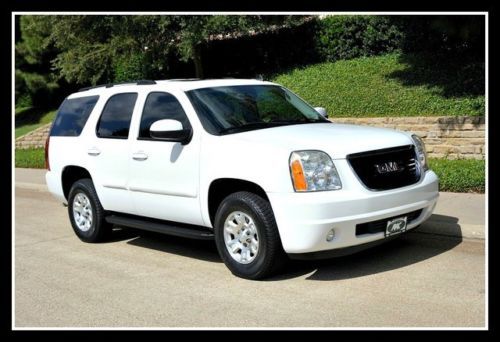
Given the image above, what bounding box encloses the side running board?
[105,214,214,240]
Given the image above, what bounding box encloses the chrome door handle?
[87,147,101,156]
[132,152,148,161]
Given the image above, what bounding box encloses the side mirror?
[150,119,192,145]
[314,107,328,118]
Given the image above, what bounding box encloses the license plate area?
[385,216,407,237]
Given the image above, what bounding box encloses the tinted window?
[139,92,191,139]
[96,93,138,139]
[50,96,99,136]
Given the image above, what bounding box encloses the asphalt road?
[15,179,486,328]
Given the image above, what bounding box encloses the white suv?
[45,79,439,279]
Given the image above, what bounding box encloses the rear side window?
[50,96,99,136]
[139,92,191,139]
[96,93,138,139]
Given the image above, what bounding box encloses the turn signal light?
[290,159,307,191]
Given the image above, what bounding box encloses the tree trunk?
[193,44,204,79]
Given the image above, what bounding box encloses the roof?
[70,78,276,99]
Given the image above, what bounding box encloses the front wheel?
[214,191,287,280]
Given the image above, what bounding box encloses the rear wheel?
[214,191,287,280]
[68,178,111,242]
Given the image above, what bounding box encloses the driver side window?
[139,92,191,139]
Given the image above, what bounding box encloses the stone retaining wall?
[16,116,485,159]
[15,124,51,149]
[332,116,485,159]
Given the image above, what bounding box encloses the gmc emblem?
[374,161,402,174]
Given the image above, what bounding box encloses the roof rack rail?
[162,78,200,82]
[78,80,157,92]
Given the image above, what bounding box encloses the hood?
[223,122,414,159]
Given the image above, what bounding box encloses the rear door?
[87,92,138,213]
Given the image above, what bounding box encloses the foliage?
[429,158,485,193]
[201,19,319,78]
[315,15,403,62]
[391,15,485,57]
[18,15,308,84]
[15,148,46,169]
[47,16,178,84]
[175,15,306,77]
[113,52,148,82]
[15,16,61,108]
[15,15,484,112]
[272,53,484,117]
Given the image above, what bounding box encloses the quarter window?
[96,93,138,139]
[50,96,99,136]
[139,92,191,139]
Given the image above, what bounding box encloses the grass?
[15,107,57,138]
[15,148,485,194]
[429,158,485,193]
[15,148,45,169]
[272,53,485,117]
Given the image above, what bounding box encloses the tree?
[15,16,60,108]
[19,15,309,85]
[175,15,307,78]
[46,15,179,85]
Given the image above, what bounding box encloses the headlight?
[412,134,428,171]
[289,151,342,192]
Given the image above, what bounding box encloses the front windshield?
[185,85,329,135]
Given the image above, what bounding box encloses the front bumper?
[267,167,439,255]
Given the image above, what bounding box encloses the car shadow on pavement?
[107,214,463,280]
[267,214,463,282]
[124,229,222,263]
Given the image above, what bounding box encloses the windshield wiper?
[269,118,328,124]
[219,122,275,134]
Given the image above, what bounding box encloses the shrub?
[315,15,403,62]
[428,158,485,193]
[15,148,45,169]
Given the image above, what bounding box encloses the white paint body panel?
[46,79,439,255]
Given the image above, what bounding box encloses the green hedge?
[315,15,403,62]
[429,158,485,193]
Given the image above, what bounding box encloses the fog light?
[326,229,335,242]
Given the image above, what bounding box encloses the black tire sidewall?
[214,194,277,279]
[68,180,101,242]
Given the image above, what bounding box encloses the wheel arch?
[207,178,270,227]
[61,165,93,200]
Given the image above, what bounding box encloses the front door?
[128,91,202,225]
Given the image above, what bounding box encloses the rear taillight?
[44,136,50,170]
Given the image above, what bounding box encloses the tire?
[67,178,111,243]
[214,191,287,280]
